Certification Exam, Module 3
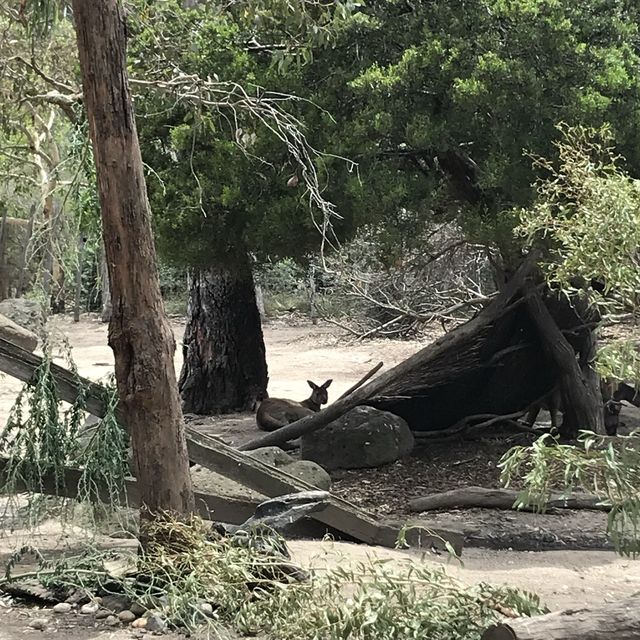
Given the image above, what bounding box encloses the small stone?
[95,609,111,620]
[145,614,166,633]
[198,602,214,617]
[105,615,119,626]
[29,618,48,630]
[80,601,100,615]
[132,618,147,629]
[100,594,130,613]
[118,610,136,623]
[130,602,146,617]
[53,602,72,614]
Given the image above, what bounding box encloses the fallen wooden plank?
[0,337,464,554]
[186,427,464,553]
[0,456,257,525]
[408,486,609,513]
[481,594,640,640]
[0,336,113,420]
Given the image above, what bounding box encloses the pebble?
[80,601,100,615]
[101,594,130,613]
[53,602,72,614]
[132,617,147,629]
[130,602,147,617]
[118,610,137,623]
[29,618,48,630]
[96,609,111,620]
[199,602,214,617]
[145,614,166,633]
[105,615,119,626]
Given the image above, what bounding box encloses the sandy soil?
[1,313,639,639]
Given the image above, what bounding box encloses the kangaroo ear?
[322,379,333,389]
[307,380,318,390]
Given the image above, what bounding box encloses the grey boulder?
[301,405,414,470]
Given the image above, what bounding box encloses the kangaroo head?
[307,379,332,407]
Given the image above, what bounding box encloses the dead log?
[408,487,608,513]
[0,314,37,352]
[241,259,538,449]
[481,595,640,640]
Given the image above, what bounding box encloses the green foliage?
[1,515,546,639]
[0,343,130,521]
[292,0,640,257]
[517,124,640,382]
[518,125,640,305]
[500,432,640,557]
[129,0,357,271]
[0,341,85,495]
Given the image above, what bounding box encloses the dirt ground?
[1,313,640,639]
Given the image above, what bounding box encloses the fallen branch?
[481,595,640,640]
[408,486,609,513]
[411,411,529,440]
[337,361,383,400]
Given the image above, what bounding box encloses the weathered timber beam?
[0,456,257,525]
[186,428,464,553]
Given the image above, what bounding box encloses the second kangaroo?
[256,379,333,432]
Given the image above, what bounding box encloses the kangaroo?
[256,379,332,432]
[526,380,625,435]
[525,387,561,430]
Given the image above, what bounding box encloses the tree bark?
[16,204,36,298]
[73,234,85,323]
[71,0,194,518]
[0,205,8,301]
[100,243,112,323]
[481,595,640,640]
[179,256,268,414]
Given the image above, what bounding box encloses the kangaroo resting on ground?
[256,379,333,432]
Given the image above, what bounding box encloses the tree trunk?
[100,242,112,323]
[0,205,8,301]
[16,204,36,298]
[481,595,640,640]
[71,0,195,518]
[524,284,604,438]
[179,256,268,414]
[73,234,85,323]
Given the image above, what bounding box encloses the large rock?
[0,298,42,334]
[247,446,332,490]
[301,406,415,470]
[0,312,38,351]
